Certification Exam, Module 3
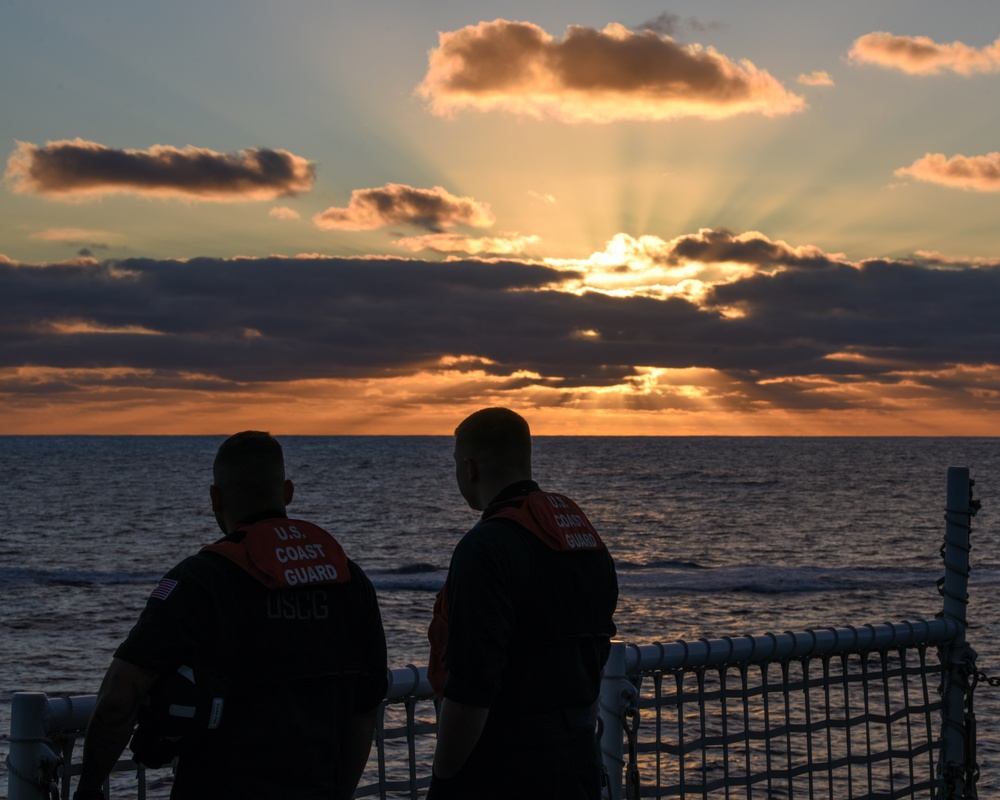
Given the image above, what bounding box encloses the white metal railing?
[594,466,977,799]
[6,467,979,799]
[597,621,957,798]
[7,666,438,800]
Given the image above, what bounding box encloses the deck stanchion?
[599,641,628,800]
[8,692,50,800]
[938,465,974,799]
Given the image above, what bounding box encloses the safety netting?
[620,643,947,799]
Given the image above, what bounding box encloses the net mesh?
[627,644,946,799]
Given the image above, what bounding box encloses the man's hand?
[77,658,158,792]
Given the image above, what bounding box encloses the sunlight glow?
[2,359,998,436]
[543,232,791,303]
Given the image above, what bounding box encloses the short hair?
[213,431,285,495]
[455,408,531,471]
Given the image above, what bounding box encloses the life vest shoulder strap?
[202,518,351,590]
[427,587,449,699]
[486,492,605,552]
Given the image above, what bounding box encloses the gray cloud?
[704,255,1000,375]
[665,227,834,269]
[314,184,494,232]
[5,139,316,200]
[633,12,723,38]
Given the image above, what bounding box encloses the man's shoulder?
[173,548,235,572]
[451,516,536,569]
[344,556,378,588]
[465,515,528,544]
[161,549,250,590]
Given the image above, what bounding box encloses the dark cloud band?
[1,243,999,416]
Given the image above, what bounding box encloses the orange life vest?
[202,518,350,590]
[485,492,605,552]
[427,492,604,697]
[427,587,449,699]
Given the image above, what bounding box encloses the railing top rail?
[12,664,436,741]
[384,664,433,701]
[619,617,959,674]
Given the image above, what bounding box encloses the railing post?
[600,641,627,800]
[938,466,975,799]
[8,692,51,800]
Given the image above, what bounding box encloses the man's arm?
[431,698,490,779]
[338,707,378,798]
[77,658,159,792]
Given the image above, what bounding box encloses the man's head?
[453,408,532,510]
[210,431,293,533]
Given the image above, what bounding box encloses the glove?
[129,723,182,768]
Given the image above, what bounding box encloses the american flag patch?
[149,578,178,601]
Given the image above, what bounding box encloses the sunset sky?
[3,0,1000,435]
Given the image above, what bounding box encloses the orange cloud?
[393,232,540,255]
[895,152,1000,191]
[29,228,123,256]
[314,183,495,232]
[849,32,1000,76]
[30,227,121,243]
[42,320,163,335]
[528,190,557,205]
[269,206,301,220]
[797,70,834,86]
[4,139,315,200]
[417,20,805,122]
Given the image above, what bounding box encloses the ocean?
[2,436,999,796]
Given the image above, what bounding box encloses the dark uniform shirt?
[116,518,387,800]
[434,481,618,799]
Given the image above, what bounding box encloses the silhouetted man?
[74,431,387,800]
[428,408,618,799]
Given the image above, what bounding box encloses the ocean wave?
[616,564,956,596]
[5,562,993,600]
[0,567,162,590]
[371,574,446,593]
[0,564,448,595]
[615,558,706,571]
[375,562,441,575]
